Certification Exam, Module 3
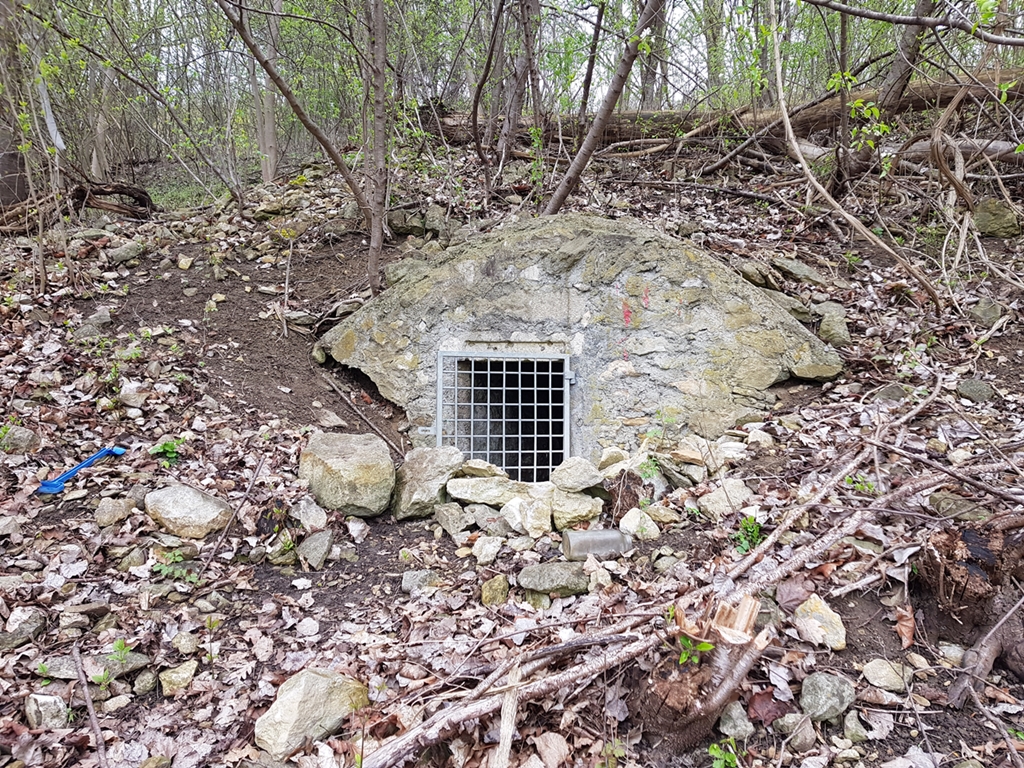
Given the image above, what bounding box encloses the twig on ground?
[198,455,266,580]
[72,644,110,768]
[321,374,405,458]
[865,439,1024,506]
[969,686,1024,768]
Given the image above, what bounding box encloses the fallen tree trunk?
[0,182,154,235]
[430,69,1024,149]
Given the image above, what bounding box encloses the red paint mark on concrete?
[622,300,632,326]
[641,285,650,308]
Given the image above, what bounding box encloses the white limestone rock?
[298,432,395,516]
[392,446,464,520]
[145,484,232,539]
[255,668,369,761]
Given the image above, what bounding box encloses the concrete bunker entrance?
[437,352,571,482]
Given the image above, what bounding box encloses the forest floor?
[1,147,1024,768]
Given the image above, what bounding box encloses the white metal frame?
[437,351,571,482]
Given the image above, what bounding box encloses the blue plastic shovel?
[36,446,127,494]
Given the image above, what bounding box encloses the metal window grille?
[437,351,570,482]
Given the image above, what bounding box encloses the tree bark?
[366,0,387,294]
[877,0,935,111]
[703,0,727,101]
[543,0,667,215]
[576,1,605,147]
[0,0,28,207]
[639,2,668,109]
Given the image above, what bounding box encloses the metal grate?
[437,351,571,482]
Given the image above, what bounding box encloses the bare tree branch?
[800,0,1024,47]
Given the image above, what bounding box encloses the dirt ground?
[62,220,1021,765]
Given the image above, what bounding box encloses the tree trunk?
[877,0,935,111]
[0,0,28,207]
[703,0,726,101]
[497,52,528,164]
[639,2,668,110]
[543,0,667,214]
[90,66,113,181]
[367,0,387,295]
[260,0,282,181]
[576,1,605,147]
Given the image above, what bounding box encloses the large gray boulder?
[319,214,842,461]
[392,446,464,520]
[254,668,369,760]
[298,432,395,516]
[145,484,233,539]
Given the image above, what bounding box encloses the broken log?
[0,182,154,235]
[919,518,1024,707]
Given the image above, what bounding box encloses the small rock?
[472,535,503,565]
[0,424,41,454]
[746,429,774,448]
[862,659,911,692]
[948,448,973,466]
[800,672,855,721]
[517,562,588,597]
[874,383,908,402]
[401,569,439,594]
[435,502,476,537]
[589,567,612,592]
[967,297,1002,326]
[956,379,995,403]
[550,488,603,530]
[939,643,965,666]
[550,457,603,492]
[254,668,369,761]
[291,496,328,531]
[772,255,830,286]
[793,594,846,651]
[763,289,813,322]
[26,693,68,729]
[697,479,753,522]
[96,497,134,527]
[101,694,132,713]
[775,713,816,753]
[469,504,513,536]
[0,606,46,650]
[481,574,509,606]
[816,302,852,347]
[172,631,199,655]
[458,459,508,478]
[448,476,523,507]
[392,446,464,520]
[974,198,1019,238]
[107,241,144,264]
[134,669,158,694]
[844,710,869,743]
[598,446,629,470]
[298,529,335,570]
[929,490,989,521]
[618,507,660,540]
[159,660,198,696]
[718,700,755,739]
[145,484,233,539]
